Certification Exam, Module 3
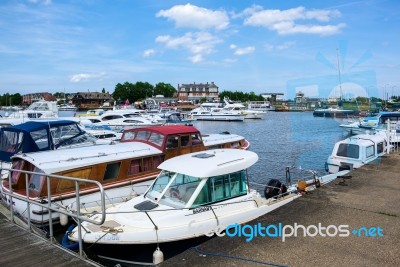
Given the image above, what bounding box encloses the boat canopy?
[157,149,258,178]
[0,120,96,162]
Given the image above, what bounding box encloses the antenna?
[336,48,343,101]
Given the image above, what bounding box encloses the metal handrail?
[1,167,107,258]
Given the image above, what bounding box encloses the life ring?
[61,224,79,251]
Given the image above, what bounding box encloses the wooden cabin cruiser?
[68,149,348,248]
[325,132,388,173]
[1,125,249,225]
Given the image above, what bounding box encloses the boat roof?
[202,132,244,146]
[12,142,162,174]
[341,133,386,146]
[123,125,200,136]
[2,120,77,133]
[158,149,258,178]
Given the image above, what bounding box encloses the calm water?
[190,112,349,184]
[1,109,349,183]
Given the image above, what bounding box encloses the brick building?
[177,82,219,103]
[23,93,57,105]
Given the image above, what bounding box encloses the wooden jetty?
[0,205,101,267]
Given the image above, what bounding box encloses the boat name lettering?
[193,206,212,214]
[94,234,120,241]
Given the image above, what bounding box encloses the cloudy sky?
[1,0,399,99]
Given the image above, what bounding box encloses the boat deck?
[0,207,100,267]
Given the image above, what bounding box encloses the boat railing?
[1,167,107,258]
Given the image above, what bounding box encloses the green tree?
[154,82,177,97]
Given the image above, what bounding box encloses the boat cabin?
[144,149,258,209]
[0,120,98,164]
[325,133,387,173]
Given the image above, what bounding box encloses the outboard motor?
[264,179,282,199]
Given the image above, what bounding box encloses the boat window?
[231,142,240,149]
[148,132,164,146]
[166,136,179,149]
[181,135,190,147]
[142,157,152,172]
[191,133,202,145]
[146,171,176,199]
[366,145,375,158]
[103,162,120,180]
[30,129,49,150]
[121,131,135,141]
[29,168,45,195]
[50,123,82,147]
[127,159,141,175]
[0,131,23,154]
[123,119,143,124]
[135,130,151,141]
[336,144,359,159]
[10,160,25,185]
[192,170,247,207]
[377,142,384,154]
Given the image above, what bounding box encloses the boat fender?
[264,179,282,199]
[59,213,69,226]
[153,246,164,264]
[297,180,307,192]
[61,224,79,251]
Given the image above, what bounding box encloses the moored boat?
[68,149,348,255]
[325,132,388,173]
[1,125,250,225]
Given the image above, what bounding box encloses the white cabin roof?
[13,142,162,174]
[343,133,386,146]
[202,133,244,146]
[158,149,258,178]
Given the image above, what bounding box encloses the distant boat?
[0,101,59,127]
[58,104,78,111]
[313,107,355,118]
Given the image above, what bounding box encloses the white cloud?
[70,72,106,83]
[143,49,155,57]
[265,41,295,51]
[156,32,222,63]
[230,44,255,56]
[28,0,52,5]
[156,4,229,30]
[242,5,345,35]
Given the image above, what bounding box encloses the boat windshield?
[146,170,202,208]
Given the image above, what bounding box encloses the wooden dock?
[0,206,101,267]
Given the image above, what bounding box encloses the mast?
[336,48,343,101]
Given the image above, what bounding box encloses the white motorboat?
[1,125,250,225]
[58,104,78,111]
[68,149,348,246]
[86,109,164,131]
[0,101,59,127]
[223,98,266,119]
[325,132,388,173]
[339,116,378,135]
[189,105,246,121]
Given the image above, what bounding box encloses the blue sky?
[1,0,399,99]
